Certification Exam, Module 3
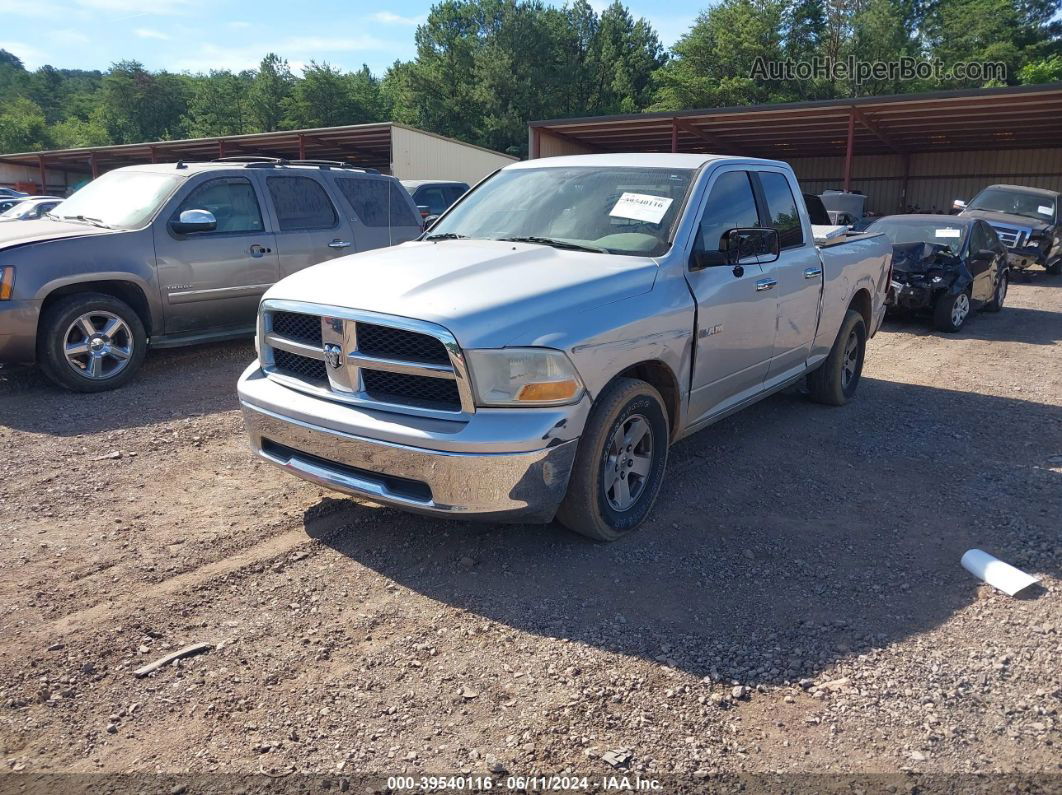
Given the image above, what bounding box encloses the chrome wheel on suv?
[37,293,147,392]
[63,310,134,380]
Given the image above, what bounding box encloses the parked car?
[401,179,469,221]
[0,187,28,199]
[0,198,23,214]
[954,184,1060,275]
[238,154,892,540]
[867,214,1008,332]
[0,196,64,222]
[0,158,423,391]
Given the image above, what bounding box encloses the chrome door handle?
[249,244,271,257]
[328,240,352,249]
[755,278,777,291]
[803,267,823,279]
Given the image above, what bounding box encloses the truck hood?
[264,239,659,348]
[961,209,1051,233]
[0,217,114,251]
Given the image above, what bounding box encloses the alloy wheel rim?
[63,311,133,380]
[604,413,653,512]
[952,293,970,327]
[842,329,860,388]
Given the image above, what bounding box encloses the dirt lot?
[0,276,1059,787]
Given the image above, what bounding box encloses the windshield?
[0,201,40,219]
[427,166,694,256]
[867,219,968,250]
[50,170,183,229]
[968,188,1055,222]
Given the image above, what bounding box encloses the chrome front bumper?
[238,363,585,522]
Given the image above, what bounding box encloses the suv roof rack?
[212,155,289,167]
[288,159,381,175]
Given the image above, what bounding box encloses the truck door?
[753,169,823,389]
[684,169,778,425]
[263,173,357,279]
[154,174,278,335]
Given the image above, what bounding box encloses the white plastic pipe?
[961,549,1039,596]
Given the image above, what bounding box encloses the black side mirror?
[423,215,440,230]
[170,208,217,234]
[690,227,780,271]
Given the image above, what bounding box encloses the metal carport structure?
[0,122,517,195]
[529,83,1062,214]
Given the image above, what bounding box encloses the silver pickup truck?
[0,159,422,391]
[238,154,891,540]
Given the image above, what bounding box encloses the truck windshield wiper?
[496,236,608,253]
[425,232,468,241]
[56,214,113,229]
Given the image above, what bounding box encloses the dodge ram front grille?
[271,311,323,346]
[356,322,450,365]
[259,300,473,418]
[272,348,329,385]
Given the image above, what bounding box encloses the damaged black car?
[865,215,1009,332]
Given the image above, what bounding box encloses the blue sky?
[2,0,704,77]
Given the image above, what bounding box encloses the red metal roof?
[530,83,1062,158]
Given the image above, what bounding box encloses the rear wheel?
[556,378,669,542]
[986,270,1007,312]
[933,290,970,332]
[807,309,866,406]
[37,293,147,392]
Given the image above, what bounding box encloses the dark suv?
[956,184,1060,275]
[401,180,469,220]
[0,158,423,391]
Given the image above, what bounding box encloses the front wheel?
[37,293,147,392]
[556,377,669,542]
[807,309,866,406]
[933,290,970,332]
[1046,259,1061,276]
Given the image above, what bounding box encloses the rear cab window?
[756,171,804,248]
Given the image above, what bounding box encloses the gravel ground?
[0,275,1059,789]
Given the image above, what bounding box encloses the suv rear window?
[336,177,419,228]
[266,176,337,231]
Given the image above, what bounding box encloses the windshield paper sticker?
[610,193,673,224]
[1038,205,1053,216]
[935,228,962,238]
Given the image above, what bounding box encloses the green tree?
[0,96,51,152]
[1020,54,1062,82]
[249,53,294,132]
[186,70,255,136]
[284,61,358,128]
[99,61,188,143]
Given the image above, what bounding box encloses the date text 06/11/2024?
[386,775,663,791]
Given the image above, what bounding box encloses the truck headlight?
[0,267,14,301]
[466,348,584,407]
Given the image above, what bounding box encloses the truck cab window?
[267,176,337,231]
[758,171,804,248]
[176,177,263,234]
[698,171,759,252]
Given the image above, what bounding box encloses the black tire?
[933,289,971,332]
[807,309,866,406]
[1046,259,1061,276]
[556,377,669,542]
[37,293,147,392]
[985,269,1007,312]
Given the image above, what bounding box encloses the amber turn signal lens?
[0,267,14,301]
[516,379,580,402]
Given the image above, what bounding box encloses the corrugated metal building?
[0,122,518,195]
[528,84,1062,215]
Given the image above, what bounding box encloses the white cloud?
[75,0,194,15]
[227,20,252,29]
[369,11,422,26]
[134,28,171,40]
[171,35,391,74]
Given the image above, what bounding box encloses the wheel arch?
[614,360,682,440]
[848,287,873,329]
[40,280,156,337]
